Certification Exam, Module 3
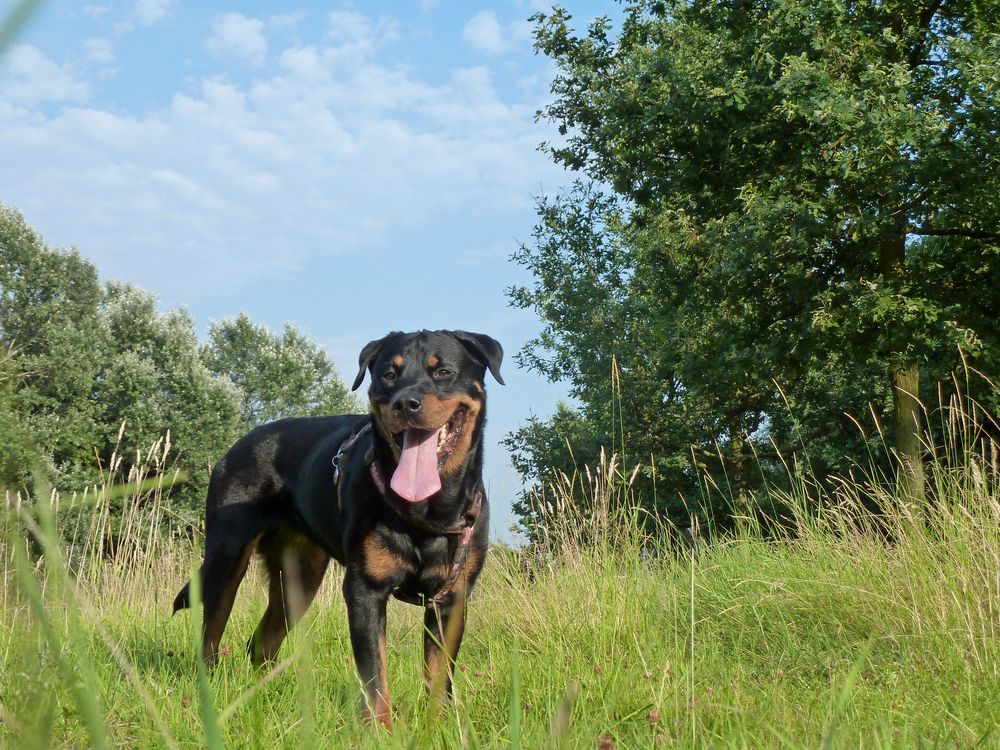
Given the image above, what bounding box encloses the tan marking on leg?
[433,596,467,705]
[250,563,286,664]
[362,633,393,731]
[424,638,442,693]
[456,545,486,597]
[250,532,329,664]
[424,605,443,700]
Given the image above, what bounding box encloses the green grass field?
[3,432,999,748]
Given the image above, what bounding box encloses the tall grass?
[2,392,999,748]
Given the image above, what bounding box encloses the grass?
[2,411,999,748]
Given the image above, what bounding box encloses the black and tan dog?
[173,329,502,729]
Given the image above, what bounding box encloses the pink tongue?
[390,427,442,502]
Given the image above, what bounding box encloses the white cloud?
[205,13,268,66]
[325,10,375,43]
[268,12,306,33]
[83,38,116,64]
[462,10,532,55]
[324,10,398,59]
[0,11,558,301]
[83,5,111,19]
[134,0,175,26]
[463,10,505,53]
[0,45,90,104]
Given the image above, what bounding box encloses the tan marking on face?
[372,390,483,471]
[391,354,404,368]
[422,393,482,475]
[381,392,476,432]
[371,399,401,460]
[362,533,415,584]
[428,354,440,368]
[418,393,466,428]
[471,380,484,395]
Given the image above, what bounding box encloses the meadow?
[2,407,999,749]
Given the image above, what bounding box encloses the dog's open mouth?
[389,407,467,503]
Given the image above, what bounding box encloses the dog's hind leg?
[195,507,266,666]
[248,532,330,664]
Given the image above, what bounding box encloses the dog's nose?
[392,394,423,415]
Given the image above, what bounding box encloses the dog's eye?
[433,368,453,380]
[382,370,397,383]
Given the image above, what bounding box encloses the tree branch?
[907,226,1000,241]
[688,444,780,464]
[907,0,945,70]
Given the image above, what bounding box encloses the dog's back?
[172,413,364,615]
[204,414,363,514]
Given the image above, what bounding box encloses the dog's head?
[351,330,503,503]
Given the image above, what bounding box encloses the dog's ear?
[352,335,389,391]
[452,331,504,385]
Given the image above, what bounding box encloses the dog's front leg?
[343,569,393,730]
[423,596,467,708]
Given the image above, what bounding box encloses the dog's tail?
[172,582,191,614]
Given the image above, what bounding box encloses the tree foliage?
[0,204,107,488]
[0,205,359,522]
[510,0,1000,529]
[202,313,362,431]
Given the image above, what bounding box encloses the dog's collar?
[333,422,484,608]
[331,421,370,485]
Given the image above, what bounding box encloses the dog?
[172,329,502,729]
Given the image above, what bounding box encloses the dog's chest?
[360,527,453,593]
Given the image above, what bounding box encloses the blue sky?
[0,0,621,541]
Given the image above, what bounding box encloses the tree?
[0,343,36,492]
[1,205,360,521]
[202,313,362,430]
[511,1,1000,523]
[93,283,244,515]
[507,186,714,525]
[0,204,107,488]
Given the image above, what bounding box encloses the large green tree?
[1,205,360,519]
[0,205,107,489]
[92,283,243,514]
[201,313,362,431]
[0,344,36,491]
[510,0,1000,525]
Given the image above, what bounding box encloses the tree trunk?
[881,229,925,504]
[890,363,924,504]
[729,415,748,510]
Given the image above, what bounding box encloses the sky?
[0,0,621,542]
